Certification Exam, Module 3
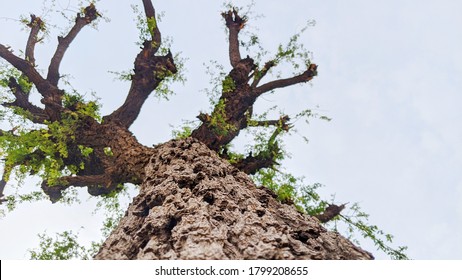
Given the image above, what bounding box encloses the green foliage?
[0,91,102,189]
[171,124,193,139]
[93,184,130,238]
[78,145,93,157]
[209,99,236,136]
[103,146,113,157]
[62,92,102,122]
[131,4,161,45]
[108,69,133,82]
[1,191,46,214]
[222,75,236,93]
[28,230,97,260]
[146,16,157,38]
[0,66,31,94]
[222,146,244,164]
[337,203,409,260]
[153,52,187,100]
[254,168,298,205]
[253,168,327,214]
[18,76,33,94]
[27,184,131,260]
[1,127,65,186]
[203,60,227,108]
[274,22,315,71]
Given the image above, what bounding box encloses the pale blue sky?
[1,0,461,259]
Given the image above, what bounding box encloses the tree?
[0,0,404,259]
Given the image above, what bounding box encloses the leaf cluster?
[28,230,98,260]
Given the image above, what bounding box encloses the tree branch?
[0,175,6,204]
[229,124,287,174]
[315,204,346,223]
[232,153,277,175]
[254,64,317,96]
[190,57,256,151]
[142,0,156,19]
[251,60,276,88]
[0,44,49,94]
[41,174,115,203]
[191,10,317,154]
[25,15,44,66]
[247,115,291,131]
[0,44,64,121]
[47,4,99,86]
[105,1,177,128]
[222,9,246,67]
[105,51,177,128]
[141,0,161,47]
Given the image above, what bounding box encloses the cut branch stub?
[315,204,346,223]
[231,152,278,175]
[222,9,247,67]
[41,174,115,203]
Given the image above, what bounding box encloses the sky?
[1,0,461,259]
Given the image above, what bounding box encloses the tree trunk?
[95,138,373,260]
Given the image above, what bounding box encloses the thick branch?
[105,1,177,128]
[0,45,49,94]
[222,9,246,67]
[25,15,44,66]
[47,4,99,86]
[254,64,317,96]
[142,0,156,19]
[191,58,256,151]
[0,44,64,121]
[232,153,278,175]
[315,204,346,223]
[106,52,177,128]
[41,174,115,203]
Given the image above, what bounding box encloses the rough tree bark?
[95,138,372,259]
[0,1,373,259]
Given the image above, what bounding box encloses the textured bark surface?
[95,138,373,260]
